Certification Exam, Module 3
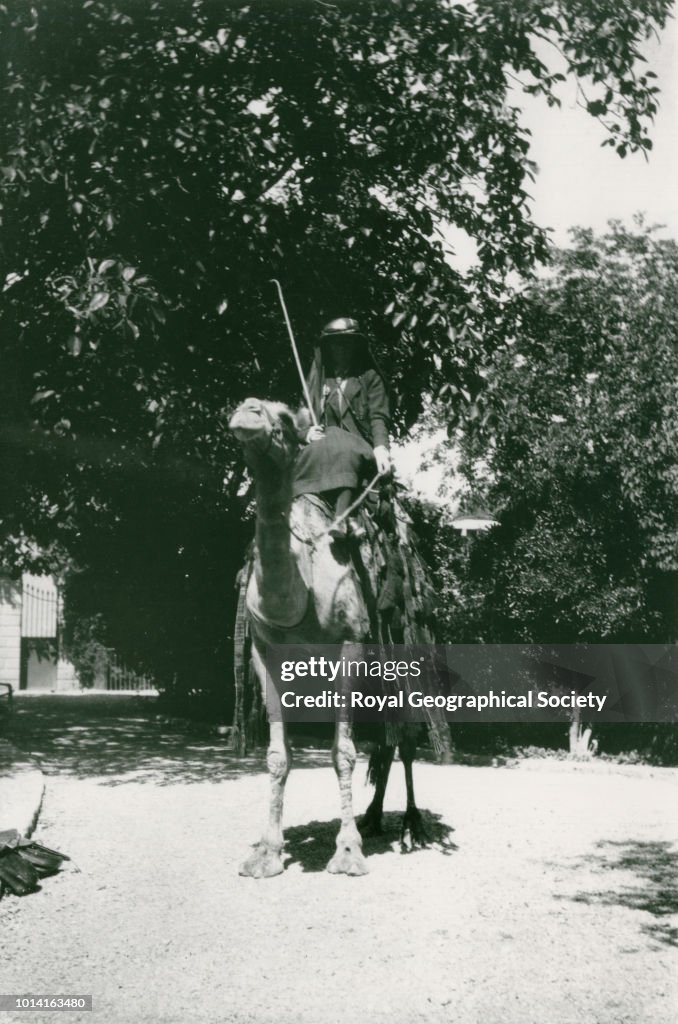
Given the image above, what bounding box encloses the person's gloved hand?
[374,445,392,475]
[305,425,325,443]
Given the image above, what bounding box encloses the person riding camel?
[292,317,392,540]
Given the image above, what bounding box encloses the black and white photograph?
[1,2,677,1022]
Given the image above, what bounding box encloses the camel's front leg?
[240,720,291,878]
[327,720,369,876]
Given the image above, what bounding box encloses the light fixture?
[451,507,499,537]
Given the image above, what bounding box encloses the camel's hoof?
[400,809,429,851]
[359,811,384,838]
[327,842,369,876]
[239,843,285,878]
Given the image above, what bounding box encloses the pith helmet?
[319,317,366,342]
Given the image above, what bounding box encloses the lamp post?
[450,507,499,636]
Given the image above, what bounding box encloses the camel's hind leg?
[360,738,395,836]
[240,644,291,878]
[399,728,428,849]
[327,719,369,876]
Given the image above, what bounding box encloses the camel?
[229,397,439,877]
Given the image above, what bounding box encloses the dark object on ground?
[0,829,69,897]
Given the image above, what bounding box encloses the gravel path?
[2,698,677,1024]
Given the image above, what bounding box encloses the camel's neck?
[251,465,307,628]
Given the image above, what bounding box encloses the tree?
[0,1,670,698]
[449,220,678,645]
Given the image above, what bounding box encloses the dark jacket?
[319,368,390,450]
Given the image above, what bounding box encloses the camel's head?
[229,398,301,470]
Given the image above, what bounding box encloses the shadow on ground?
[5,695,333,786]
[283,810,458,872]
[558,839,678,947]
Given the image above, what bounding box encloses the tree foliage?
[448,221,678,643]
[0,1,670,694]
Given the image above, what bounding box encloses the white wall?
[0,581,22,691]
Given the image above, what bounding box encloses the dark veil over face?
[305,321,388,421]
